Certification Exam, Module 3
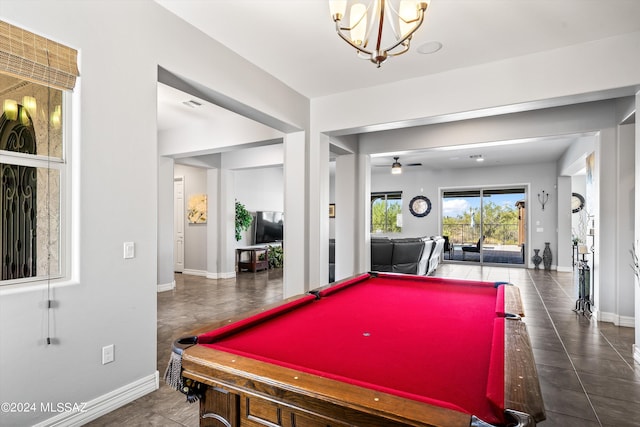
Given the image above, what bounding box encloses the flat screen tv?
[254,211,284,244]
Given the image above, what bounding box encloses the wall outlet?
[102,344,115,364]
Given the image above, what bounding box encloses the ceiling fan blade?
[407,163,423,167]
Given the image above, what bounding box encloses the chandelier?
[329,0,429,67]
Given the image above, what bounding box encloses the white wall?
[157,156,175,289]
[0,1,308,426]
[613,123,635,325]
[635,92,640,364]
[234,167,284,246]
[235,168,284,213]
[370,168,439,238]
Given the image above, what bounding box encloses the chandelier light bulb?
[399,0,417,37]
[329,0,347,20]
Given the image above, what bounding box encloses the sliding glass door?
[442,187,526,266]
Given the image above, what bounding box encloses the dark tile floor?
[88,264,639,426]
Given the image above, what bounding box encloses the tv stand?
[236,247,269,272]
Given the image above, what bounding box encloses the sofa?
[371,236,445,276]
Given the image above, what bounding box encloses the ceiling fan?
[374,156,423,174]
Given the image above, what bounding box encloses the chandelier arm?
[335,22,374,56]
[383,9,426,55]
[334,1,373,32]
[387,41,410,57]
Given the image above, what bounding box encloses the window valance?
[0,20,79,91]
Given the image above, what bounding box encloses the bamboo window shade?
[0,20,79,91]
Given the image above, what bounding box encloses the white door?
[174,177,185,272]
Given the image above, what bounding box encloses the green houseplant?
[235,201,253,241]
[268,245,284,269]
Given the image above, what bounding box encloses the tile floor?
[88,264,639,426]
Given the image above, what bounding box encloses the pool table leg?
[471,410,536,427]
[505,409,536,427]
[200,386,239,427]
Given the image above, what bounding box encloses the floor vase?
[543,242,552,271]
[532,249,542,269]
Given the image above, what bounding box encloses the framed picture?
[187,194,207,224]
[329,204,335,218]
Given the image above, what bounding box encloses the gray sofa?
[371,236,445,276]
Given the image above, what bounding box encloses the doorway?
[174,176,184,273]
[442,187,526,266]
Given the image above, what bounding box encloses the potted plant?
[268,245,284,269]
[235,201,253,242]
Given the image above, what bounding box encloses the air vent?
[182,100,202,108]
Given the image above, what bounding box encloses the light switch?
[124,242,135,259]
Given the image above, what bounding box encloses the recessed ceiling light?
[417,41,443,55]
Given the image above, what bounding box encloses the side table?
[236,247,269,272]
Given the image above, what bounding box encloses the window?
[0,20,78,285]
[0,75,65,283]
[371,191,402,233]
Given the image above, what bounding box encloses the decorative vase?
[532,249,542,269]
[543,242,552,271]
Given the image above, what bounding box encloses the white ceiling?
[156,0,640,98]
[155,0,640,168]
[369,134,583,171]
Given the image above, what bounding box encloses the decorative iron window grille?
[0,105,38,280]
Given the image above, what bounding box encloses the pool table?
[170,273,545,427]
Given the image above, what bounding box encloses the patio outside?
[442,190,525,265]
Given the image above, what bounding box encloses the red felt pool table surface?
[180,273,545,427]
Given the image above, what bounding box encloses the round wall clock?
[409,195,432,217]
[571,193,585,213]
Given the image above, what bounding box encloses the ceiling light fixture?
[391,156,402,174]
[329,0,429,68]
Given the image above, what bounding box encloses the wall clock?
[571,193,585,213]
[409,195,431,217]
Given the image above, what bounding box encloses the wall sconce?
[50,105,61,129]
[538,190,549,211]
[3,99,18,120]
[22,96,37,116]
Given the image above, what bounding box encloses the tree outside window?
[371,192,402,233]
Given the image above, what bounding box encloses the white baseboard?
[157,280,175,292]
[634,344,640,364]
[206,271,236,279]
[183,269,207,277]
[598,311,635,327]
[35,371,158,427]
[618,315,636,328]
